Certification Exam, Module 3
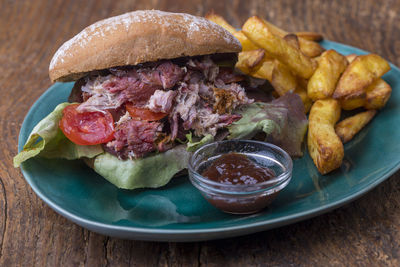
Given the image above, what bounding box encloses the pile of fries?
[206,13,392,175]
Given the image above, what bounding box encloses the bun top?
[49,10,241,82]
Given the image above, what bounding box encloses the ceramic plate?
[18,41,400,241]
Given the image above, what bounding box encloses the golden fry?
[298,38,325,58]
[308,99,344,174]
[251,58,275,81]
[340,97,365,110]
[335,110,377,143]
[204,12,237,35]
[270,60,297,95]
[365,78,392,109]
[260,19,324,57]
[340,78,392,110]
[295,31,324,42]
[235,49,266,74]
[345,54,357,63]
[242,16,317,79]
[283,34,300,49]
[307,49,348,101]
[233,31,260,51]
[333,54,391,100]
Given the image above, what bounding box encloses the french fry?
[283,34,301,50]
[251,58,275,81]
[335,110,377,143]
[365,78,392,109]
[270,60,297,95]
[308,99,344,174]
[261,19,324,57]
[345,54,357,63]
[242,16,317,79]
[333,54,391,100]
[340,78,392,110]
[233,31,260,51]
[205,12,237,35]
[258,60,311,113]
[260,19,287,36]
[307,49,348,101]
[298,38,325,58]
[295,31,324,42]
[340,97,365,110]
[235,49,266,74]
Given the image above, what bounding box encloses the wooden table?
[2,0,400,265]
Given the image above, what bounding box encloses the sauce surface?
[202,153,276,185]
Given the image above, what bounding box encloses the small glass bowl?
[188,140,293,214]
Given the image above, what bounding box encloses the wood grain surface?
[1,0,400,266]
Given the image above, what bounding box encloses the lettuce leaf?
[14,102,190,190]
[228,92,308,157]
[13,103,103,167]
[91,145,191,189]
[186,132,214,152]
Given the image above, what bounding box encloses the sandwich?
[14,10,308,189]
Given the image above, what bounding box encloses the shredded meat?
[107,119,163,159]
[147,90,177,113]
[216,67,245,84]
[71,55,254,159]
[78,62,184,112]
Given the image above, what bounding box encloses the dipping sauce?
[200,153,279,214]
[202,153,276,185]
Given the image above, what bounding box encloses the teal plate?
[19,41,400,241]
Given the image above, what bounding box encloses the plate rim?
[18,40,400,241]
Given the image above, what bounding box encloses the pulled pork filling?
[72,55,253,159]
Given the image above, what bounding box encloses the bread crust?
[49,10,241,82]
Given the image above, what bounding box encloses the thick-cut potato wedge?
[204,12,237,35]
[335,110,376,143]
[340,78,392,110]
[269,63,311,113]
[235,49,266,74]
[308,99,344,174]
[365,78,392,109]
[242,16,317,79]
[295,31,324,42]
[340,97,365,110]
[283,34,300,49]
[345,54,357,63]
[307,50,348,101]
[270,60,297,95]
[233,31,260,51]
[261,19,324,57]
[260,19,287,36]
[333,54,391,100]
[251,58,275,81]
[298,38,325,58]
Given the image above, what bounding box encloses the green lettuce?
[13,103,103,167]
[228,103,282,140]
[228,93,308,157]
[91,145,191,189]
[14,103,191,189]
[186,132,214,152]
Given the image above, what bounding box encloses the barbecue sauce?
[202,153,276,185]
[201,153,278,214]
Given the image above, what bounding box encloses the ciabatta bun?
[49,10,241,82]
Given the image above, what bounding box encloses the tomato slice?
[125,103,167,121]
[59,104,115,146]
